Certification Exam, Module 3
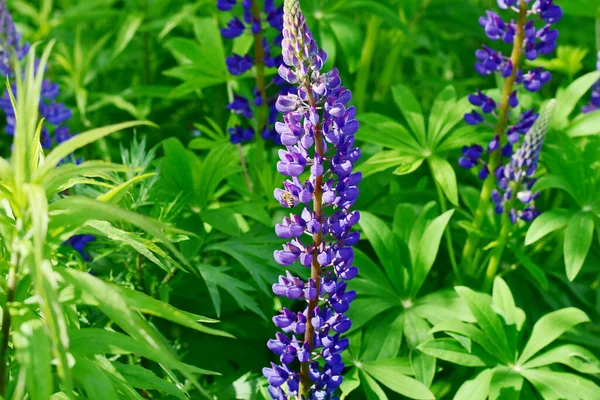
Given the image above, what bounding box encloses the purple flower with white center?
[217,0,290,145]
[491,100,555,223]
[460,0,561,186]
[583,51,600,114]
[264,1,360,398]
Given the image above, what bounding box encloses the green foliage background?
[1,0,600,399]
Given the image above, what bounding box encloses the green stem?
[251,0,268,130]
[299,84,324,400]
[0,254,18,396]
[355,16,381,112]
[482,213,511,292]
[462,0,528,277]
[430,161,460,282]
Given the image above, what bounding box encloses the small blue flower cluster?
[582,51,600,114]
[218,0,289,144]
[459,0,562,223]
[0,0,75,149]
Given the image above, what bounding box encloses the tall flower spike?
[491,99,555,223]
[218,0,290,144]
[265,0,360,398]
[460,0,562,180]
[582,51,600,114]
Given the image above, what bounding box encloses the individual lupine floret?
[264,0,360,398]
[491,100,555,223]
[217,0,290,144]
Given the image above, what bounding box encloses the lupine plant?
[1,0,600,399]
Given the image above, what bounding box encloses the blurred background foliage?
[2,0,600,399]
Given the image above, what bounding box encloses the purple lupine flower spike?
[491,100,555,223]
[217,0,290,145]
[460,0,561,187]
[582,51,600,114]
[264,1,360,398]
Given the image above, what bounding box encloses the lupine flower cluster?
[0,0,75,149]
[459,0,562,223]
[218,0,290,144]
[263,0,360,398]
[582,51,600,114]
[0,1,94,257]
[490,101,554,223]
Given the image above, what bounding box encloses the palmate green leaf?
[417,339,492,367]
[201,207,241,237]
[13,320,53,400]
[552,71,600,129]
[197,263,265,319]
[455,287,512,363]
[409,209,454,297]
[518,307,589,364]
[362,359,435,400]
[428,156,459,206]
[427,85,458,145]
[492,277,517,326]
[391,85,426,145]
[358,151,424,177]
[58,268,212,398]
[454,368,493,400]
[114,363,187,400]
[34,121,156,182]
[428,320,500,360]
[360,370,388,400]
[523,344,600,374]
[521,369,600,400]
[525,209,572,245]
[359,211,404,293]
[361,312,404,361]
[511,246,549,290]
[489,366,523,400]
[403,312,435,387]
[339,367,361,398]
[564,212,595,281]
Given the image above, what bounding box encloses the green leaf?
[113,14,143,58]
[357,113,421,152]
[521,369,600,400]
[113,363,187,400]
[362,361,435,400]
[525,209,572,245]
[359,370,389,400]
[392,85,427,145]
[340,368,361,398]
[454,368,493,400]
[359,211,404,294]
[358,151,423,177]
[489,366,523,400]
[492,277,517,326]
[13,320,53,400]
[428,156,459,206]
[511,246,549,290]
[455,286,512,363]
[552,71,600,129]
[564,212,595,281]
[35,121,155,181]
[518,308,589,364]
[361,312,404,361]
[427,86,457,144]
[566,110,600,137]
[417,339,492,367]
[72,356,119,400]
[410,210,454,297]
[96,173,156,203]
[404,312,435,387]
[201,208,241,237]
[523,344,600,374]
